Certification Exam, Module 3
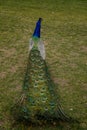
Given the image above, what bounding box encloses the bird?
[12,18,75,125]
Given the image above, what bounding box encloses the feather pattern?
[13,44,71,123]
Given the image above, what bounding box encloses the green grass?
[0,0,87,129]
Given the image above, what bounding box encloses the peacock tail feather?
[12,45,71,124]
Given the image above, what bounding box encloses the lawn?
[0,0,87,129]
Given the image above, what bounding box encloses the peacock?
[12,18,74,125]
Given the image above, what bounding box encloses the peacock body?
[12,18,72,124]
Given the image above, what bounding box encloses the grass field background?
[0,0,87,129]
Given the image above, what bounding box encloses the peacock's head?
[32,18,42,38]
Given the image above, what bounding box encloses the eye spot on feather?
[40,91,44,96]
[39,95,47,102]
[41,87,46,92]
[45,107,48,111]
[34,83,38,88]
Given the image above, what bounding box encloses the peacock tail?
[23,47,70,121]
[12,18,74,124]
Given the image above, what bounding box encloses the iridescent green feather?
[11,42,72,124]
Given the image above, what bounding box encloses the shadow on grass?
[11,116,81,130]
